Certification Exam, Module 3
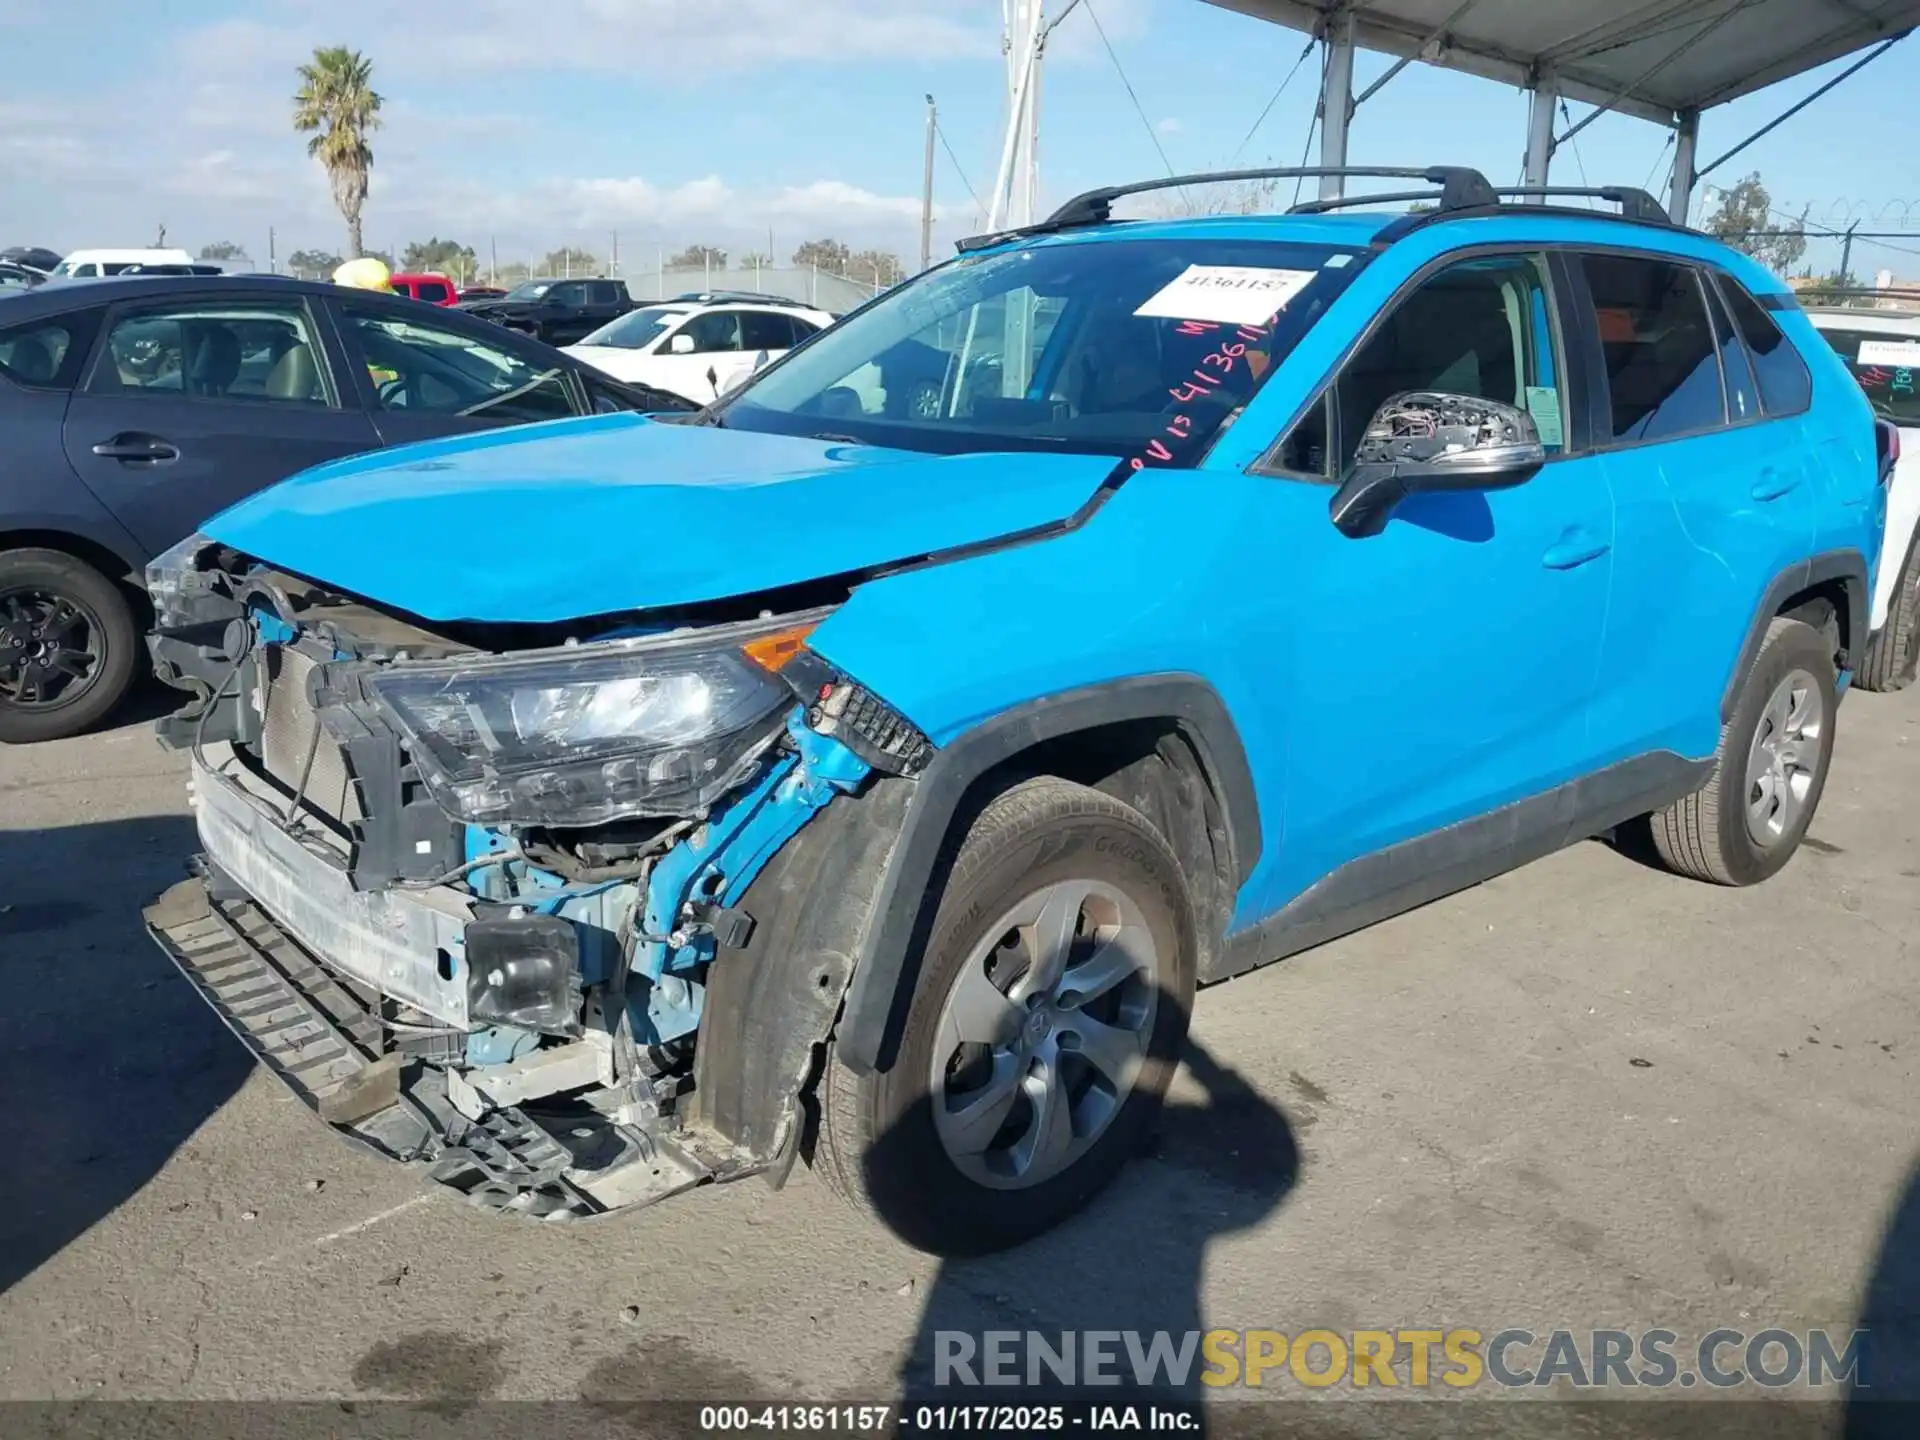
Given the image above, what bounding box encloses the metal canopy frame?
[1201,0,1919,222]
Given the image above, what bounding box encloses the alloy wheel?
[929,877,1160,1190]
[1744,667,1824,848]
[0,587,104,712]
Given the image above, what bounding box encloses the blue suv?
[143,167,1886,1254]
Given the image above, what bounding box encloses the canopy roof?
[1202,0,1920,125]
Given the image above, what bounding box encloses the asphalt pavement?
[1,677,1916,1436]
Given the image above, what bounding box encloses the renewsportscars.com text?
[934,1327,1868,1390]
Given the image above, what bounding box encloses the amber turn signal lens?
[742,623,818,673]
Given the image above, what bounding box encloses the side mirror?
[1329,391,1547,539]
[668,333,695,355]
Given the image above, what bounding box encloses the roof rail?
[1489,186,1673,225]
[955,165,1498,252]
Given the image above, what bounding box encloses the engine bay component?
[465,913,584,1037]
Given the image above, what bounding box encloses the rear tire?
[0,547,139,744]
[1857,530,1920,693]
[814,777,1197,1256]
[1649,617,1836,885]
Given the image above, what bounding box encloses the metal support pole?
[1522,73,1558,200]
[1317,9,1355,200]
[1668,108,1699,225]
[1841,222,1859,283]
[921,95,937,271]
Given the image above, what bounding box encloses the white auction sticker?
[1134,265,1318,325]
[1855,339,1920,367]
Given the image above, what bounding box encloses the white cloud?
[1157,117,1182,134]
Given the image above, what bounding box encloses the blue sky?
[1,0,1916,277]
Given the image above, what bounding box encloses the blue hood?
[203,414,1117,623]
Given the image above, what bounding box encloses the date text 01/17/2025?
[696,1403,1204,1433]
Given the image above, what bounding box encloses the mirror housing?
[1330,391,1548,539]
[668,333,696,355]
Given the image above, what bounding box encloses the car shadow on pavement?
[873,1027,1300,1428]
[1847,1153,1920,1438]
[0,812,250,1294]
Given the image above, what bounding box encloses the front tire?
[1857,530,1920,693]
[0,547,139,744]
[1649,617,1836,885]
[814,777,1197,1255]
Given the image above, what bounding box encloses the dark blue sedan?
[0,274,692,741]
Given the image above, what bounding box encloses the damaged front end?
[140,533,928,1220]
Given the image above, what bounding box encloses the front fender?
[830,674,1260,1077]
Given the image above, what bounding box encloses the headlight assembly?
[364,612,826,828]
[145,532,222,632]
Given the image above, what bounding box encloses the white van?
[47,248,197,279]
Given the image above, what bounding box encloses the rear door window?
[417,280,451,303]
[87,302,334,405]
[739,310,797,351]
[1578,254,1725,443]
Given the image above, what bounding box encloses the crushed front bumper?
[143,873,716,1221]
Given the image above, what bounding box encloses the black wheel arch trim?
[1721,549,1868,722]
[833,673,1261,1076]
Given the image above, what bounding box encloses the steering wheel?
[377,376,410,408]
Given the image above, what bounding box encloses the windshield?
[715,236,1363,459]
[1815,325,1920,424]
[580,307,682,350]
[504,281,554,302]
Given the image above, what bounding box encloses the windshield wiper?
[808,432,863,444]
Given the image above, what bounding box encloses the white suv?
[564,293,834,405]
[1808,304,1920,690]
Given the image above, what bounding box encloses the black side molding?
[832,674,1261,1076]
[1213,750,1711,984]
[1721,549,1868,722]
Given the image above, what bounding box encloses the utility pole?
[921,94,937,271]
[611,229,619,278]
[1841,222,1860,283]
[268,226,276,274]
[490,235,497,284]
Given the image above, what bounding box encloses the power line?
[1082,0,1180,181]
[1557,99,1592,190]
[933,118,985,219]
[1641,131,1674,192]
[1290,44,1328,210]
[1229,34,1319,166]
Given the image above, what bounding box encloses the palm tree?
[292,47,382,259]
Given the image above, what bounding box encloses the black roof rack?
[956,165,1498,252]
[954,167,1699,255]
[1489,186,1673,225]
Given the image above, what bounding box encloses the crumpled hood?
[203,413,1116,624]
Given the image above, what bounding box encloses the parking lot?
[1,677,1916,1429]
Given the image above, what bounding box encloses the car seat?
[185,326,242,397]
[264,343,323,402]
[4,333,56,383]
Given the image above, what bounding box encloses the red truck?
[388,272,459,305]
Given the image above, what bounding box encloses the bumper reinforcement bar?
[143,869,713,1221]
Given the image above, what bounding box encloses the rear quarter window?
[0,311,100,390]
[1719,280,1813,417]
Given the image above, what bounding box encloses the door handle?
[1542,529,1611,570]
[1751,468,1799,501]
[91,433,179,464]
